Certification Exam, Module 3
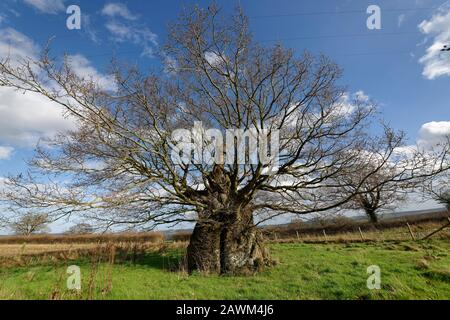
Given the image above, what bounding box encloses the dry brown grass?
[0,243,97,257]
[0,231,167,269]
[267,220,450,244]
[263,211,450,242]
[0,240,188,269]
[171,231,192,242]
[0,231,165,245]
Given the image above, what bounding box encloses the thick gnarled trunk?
[186,206,270,275]
[366,209,378,223]
[186,218,222,273]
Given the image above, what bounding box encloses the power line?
[28,29,423,46]
[8,34,424,63]
[333,50,412,57]
[76,48,414,61]
[18,29,422,61]
[23,6,435,44]
[259,31,422,43]
[6,20,427,61]
[250,6,437,19]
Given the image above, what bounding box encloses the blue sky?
[0,0,449,231]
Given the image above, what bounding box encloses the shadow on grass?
[422,269,450,282]
[0,246,187,273]
[116,249,186,272]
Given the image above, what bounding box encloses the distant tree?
[439,190,450,211]
[336,133,450,223]
[0,214,8,230]
[335,152,437,223]
[337,162,409,223]
[423,169,450,212]
[301,215,354,231]
[438,190,450,211]
[10,213,50,236]
[66,223,94,234]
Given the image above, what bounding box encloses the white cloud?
[23,0,65,14]
[333,90,370,117]
[0,29,112,147]
[105,20,157,58]
[398,14,406,27]
[0,176,7,187]
[393,121,450,158]
[353,90,369,102]
[101,2,157,58]
[418,3,450,79]
[66,54,116,91]
[163,55,178,74]
[418,121,450,148]
[81,14,100,43]
[102,3,138,20]
[283,90,371,128]
[0,27,39,63]
[0,146,13,160]
[0,28,74,146]
[105,21,130,39]
[393,145,417,157]
[8,8,21,18]
[0,87,76,146]
[204,51,222,65]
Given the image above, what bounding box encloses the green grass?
[1,240,449,300]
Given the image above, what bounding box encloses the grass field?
[0,240,449,300]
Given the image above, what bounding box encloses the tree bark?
[366,209,378,223]
[186,206,270,275]
[186,217,222,273]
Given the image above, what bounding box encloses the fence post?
[358,227,365,241]
[323,229,328,242]
[406,222,416,241]
[274,232,278,241]
[296,231,300,241]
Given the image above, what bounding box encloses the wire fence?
[264,217,450,244]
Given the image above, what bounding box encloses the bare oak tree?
[0,215,8,230]
[434,187,450,212]
[422,162,450,212]
[66,223,95,235]
[331,131,449,223]
[0,6,448,273]
[339,166,408,223]
[9,213,49,236]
